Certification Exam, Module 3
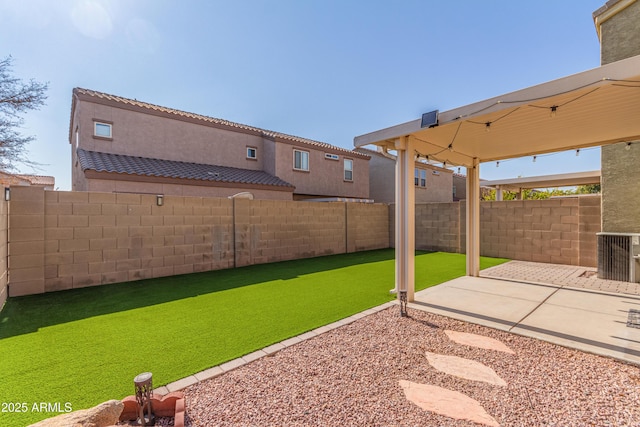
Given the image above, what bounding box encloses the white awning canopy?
[483,170,601,192]
[354,54,640,306]
[355,54,640,167]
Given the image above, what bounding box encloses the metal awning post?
[395,136,415,316]
[466,157,480,277]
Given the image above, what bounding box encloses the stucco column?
[495,186,503,201]
[395,136,416,302]
[466,158,480,276]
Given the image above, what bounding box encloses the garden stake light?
[134,372,155,426]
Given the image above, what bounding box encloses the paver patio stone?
[399,380,500,427]
[425,351,507,386]
[445,330,515,354]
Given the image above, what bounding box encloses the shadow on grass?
[0,249,414,339]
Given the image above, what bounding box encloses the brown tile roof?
[77,149,295,189]
[72,88,370,159]
[0,171,55,187]
[16,175,55,186]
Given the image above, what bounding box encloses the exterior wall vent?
[597,233,640,283]
[324,153,339,161]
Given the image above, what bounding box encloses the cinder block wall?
[415,203,461,253]
[0,196,7,309]
[347,202,389,253]
[479,196,601,267]
[391,197,601,267]
[7,188,389,296]
[234,199,347,267]
[389,202,463,253]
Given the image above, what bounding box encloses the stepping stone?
[425,352,507,386]
[445,330,515,354]
[399,380,500,427]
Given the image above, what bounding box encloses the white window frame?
[344,159,353,181]
[246,146,257,160]
[415,168,426,187]
[293,149,309,171]
[94,121,112,139]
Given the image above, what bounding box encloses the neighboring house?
[355,147,454,203]
[0,171,55,190]
[452,173,467,201]
[69,88,370,200]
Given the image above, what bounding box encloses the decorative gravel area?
[185,307,640,426]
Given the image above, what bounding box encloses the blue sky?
[1,0,606,190]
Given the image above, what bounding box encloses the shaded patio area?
[411,264,640,366]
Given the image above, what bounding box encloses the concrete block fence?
[6,188,389,297]
[1,187,601,299]
[390,194,601,267]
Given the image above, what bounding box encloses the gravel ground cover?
[185,307,640,427]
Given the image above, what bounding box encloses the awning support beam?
[395,136,416,309]
[466,157,480,276]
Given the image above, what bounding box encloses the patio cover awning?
[354,54,640,306]
[355,53,640,166]
[482,170,601,192]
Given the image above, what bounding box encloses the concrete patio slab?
[411,275,640,365]
[513,287,640,365]
[412,276,558,330]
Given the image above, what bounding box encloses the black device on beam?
[420,110,439,128]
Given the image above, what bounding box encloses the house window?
[246,147,257,159]
[415,168,426,187]
[293,149,309,171]
[344,159,353,181]
[94,121,112,138]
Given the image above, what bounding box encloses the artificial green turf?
[0,249,507,426]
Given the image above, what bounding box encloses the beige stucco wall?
[599,0,640,65]
[74,100,267,168]
[273,141,370,199]
[365,151,395,203]
[361,150,453,203]
[71,97,370,200]
[7,188,388,296]
[453,175,467,201]
[598,0,640,233]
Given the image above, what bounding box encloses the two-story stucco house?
[355,147,456,203]
[69,88,370,200]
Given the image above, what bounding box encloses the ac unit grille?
[597,234,631,282]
